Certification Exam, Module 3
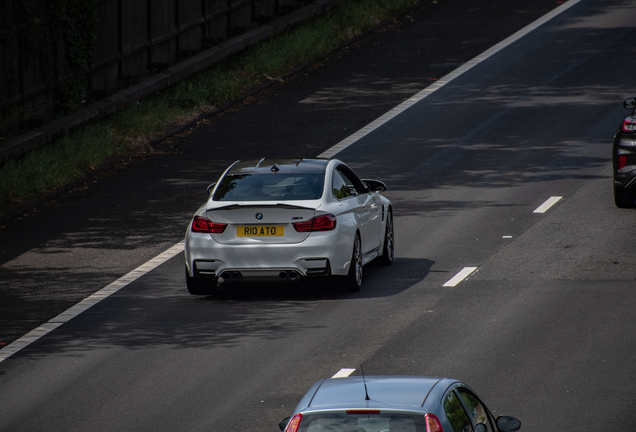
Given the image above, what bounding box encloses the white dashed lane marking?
[332,368,356,378]
[443,267,479,287]
[533,196,563,214]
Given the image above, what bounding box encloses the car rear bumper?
[185,230,354,279]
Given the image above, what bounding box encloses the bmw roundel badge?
[255,213,263,220]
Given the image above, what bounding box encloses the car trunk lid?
[206,203,316,244]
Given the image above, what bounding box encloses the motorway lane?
[3,0,636,431]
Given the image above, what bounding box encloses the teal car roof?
[304,376,450,411]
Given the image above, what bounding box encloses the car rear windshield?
[213,173,325,201]
[297,413,426,432]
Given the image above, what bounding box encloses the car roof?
[299,376,454,413]
[227,158,330,175]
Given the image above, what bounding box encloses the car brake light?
[622,116,636,133]
[425,413,443,432]
[191,216,227,234]
[618,155,628,170]
[284,413,303,432]
[346,410,381,414]
[293,214,337,232]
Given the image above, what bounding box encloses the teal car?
[279,376,521,432]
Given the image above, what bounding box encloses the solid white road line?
[443,267,478,287]
[318,0,583,159]
[533,196,563,214]
[0,242,185,362]
[332,368,356,378]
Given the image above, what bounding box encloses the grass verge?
[0,0,421,220]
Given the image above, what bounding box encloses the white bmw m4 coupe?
[184,158,393,295]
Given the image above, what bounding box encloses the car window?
[213,173,324,201]
[296,413,426,432]
[333,167,364,200]
[339,167,365,196]
[443,390,472,432]
[332,170,353,200]
[458,389,493,432]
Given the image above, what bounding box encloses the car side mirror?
[623,97,636,110]
[207,183,216,194]
[474,423,487,432]
[496,415,521,431]
[363,179,387,192]
[279,417,290,431]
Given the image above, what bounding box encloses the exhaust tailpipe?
[279,271,288,280]
[288,271,299,281]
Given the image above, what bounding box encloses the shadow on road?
[11,257,434,358]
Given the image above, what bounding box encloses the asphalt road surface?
[2,0,636,431]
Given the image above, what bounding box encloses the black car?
[613,97,636,207]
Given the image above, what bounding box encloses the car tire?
[185,266,218,295]
[341,233,362,292]
[614,185,636,208]
[378,208,394,266]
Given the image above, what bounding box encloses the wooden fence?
[0,0,307,137]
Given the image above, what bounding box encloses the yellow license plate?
[237,225,284,237]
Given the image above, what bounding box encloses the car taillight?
[622,116,636,133]
[618,155,628,170]
[425,413,443,432]
[293,214,337,232]
[284,413,303,432]
[191,216,227,234]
